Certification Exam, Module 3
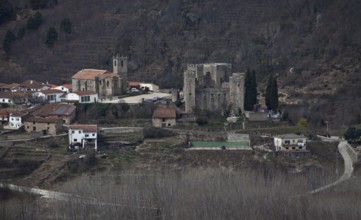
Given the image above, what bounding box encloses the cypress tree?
[265,75,272,109]
[45,27,58,48]
[270,76,279,111]
[2,29,16,53]
[244,69,257,111]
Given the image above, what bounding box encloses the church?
[72,55,128,98]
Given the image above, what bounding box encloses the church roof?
[72,69,119,80]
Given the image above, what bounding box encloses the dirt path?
[308,141,354,194]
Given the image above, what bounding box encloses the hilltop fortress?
[183,63,245,115]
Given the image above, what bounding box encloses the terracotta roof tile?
[69,124,98,132]
[40,89,65,95]
[152,108,176,119]
[74,90,97,96]
[26,117,62,123]
[72,69,108,80]
[31,103,76,117]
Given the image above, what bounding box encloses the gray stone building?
[72,55,128,98]
[183,63,245,115]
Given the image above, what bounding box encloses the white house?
[34,89,65,103]
[66,91,98,103]
[0,91,30,105]
[140,83,159,92]
[68,124,98,150]
[8,112,29,129]
[274,134,307,151]
[54,84,72,93]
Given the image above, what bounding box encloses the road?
[308,140,354,194]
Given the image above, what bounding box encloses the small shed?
[152,107,176,128]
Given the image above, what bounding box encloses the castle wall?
[184,65,196,113]
[229,73,245,114]
[183,63,245,115]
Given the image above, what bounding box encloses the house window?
[47,123,50,125]
[121,60,124,67]
[299,146,302,150]
[162,118,165,122]
[85,134,89,137]
[107,81,110,87]
[285,147,289,150]
[33,122,35,125]
[78,131,81,134]
[74,139,77,142]
[284,140,290,144]
[168,123,171,126]
[92,134,95,136]
[114,60,117,66]
[72,130,75,134]
[33,127,36,131]
[292,147,296,150]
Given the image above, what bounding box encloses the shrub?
[29,0,48,10]
[27,12,43,31]
[45,27,58,48]
[60,18,72,34]
[196,117,208,126]
[143,127,176,139]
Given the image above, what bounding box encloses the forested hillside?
[1,0,361,126]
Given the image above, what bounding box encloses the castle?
[72,55,128,98]
[183,63,245,115]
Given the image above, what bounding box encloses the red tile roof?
[0,109,15,116]
[25,117,62,123]
[10,111,28,117]
[0,83,19,89]
[20,80,46,89]
[74,90,97,96]
[0,91,31,99]
[40,89,64,95]
[72,69,120,80]
[69,124,98,132]
[61,84,72,90]
[152,108,176,119]
[129,82,141,87]
[31,103,76,117]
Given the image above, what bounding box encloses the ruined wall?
[229,73,245,114]
[184,65,196,113]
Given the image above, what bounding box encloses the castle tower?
[113,54,128,76]
[229,73,245,115]
[184,65,197,113]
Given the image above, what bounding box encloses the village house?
[8,111,29,129]
[274,134,307,151]
[0,83,19,92]
[33,89,65,103]
[66,91,98,103]
[24,117,63,135]
[68,124,98,150]
[54,84,72,93]
[18,80,50,91]
[72,55,128,98]
[0,91,31,105]
[152,107,177,128]
[29,103,76,124]
[0,109,15,125]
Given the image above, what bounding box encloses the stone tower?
[183,64,197,113]
[113,54,128,76]
[229,73,245,115]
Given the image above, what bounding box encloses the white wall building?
[9,112,29,129]
[68,124,98,150]
[140,83,159,92]
[66,91,98,103]
[34,90,65,103]
[274,134,307,151]
[54,85,72,93]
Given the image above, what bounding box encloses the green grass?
[191,141,250,149]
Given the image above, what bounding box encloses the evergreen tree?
[244,69,258,111]
[265,75,279,111]
[270,77,279,111]
[45,27,58,48]
[0,0,15,25]
[17,26,26,39]
[60,18,72,34]
[27,12,43,31]
[265,75,272,109]
[2,29,16,53]
[29,0,48,10]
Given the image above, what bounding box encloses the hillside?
[1,0,361,125]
